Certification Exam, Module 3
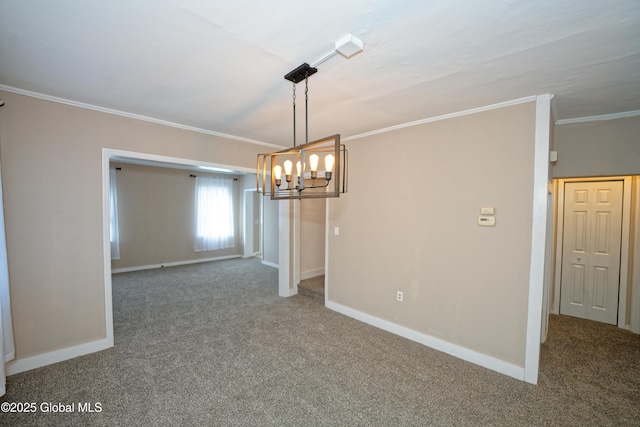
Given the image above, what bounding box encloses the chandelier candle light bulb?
[283,160,293,183]
[273,165,283,187]
[296,161,306,186]
[324,153,335,181]
[309,153,319,179]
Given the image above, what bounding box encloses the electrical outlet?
[396,291,403,302]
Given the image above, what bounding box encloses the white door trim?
[631,177,640,334]
[102,148,255,352]
[243,189,262,259]
[553,176,632,329]
[277,199,300,297]
[524,94,553,385]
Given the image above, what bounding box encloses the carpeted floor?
[298,275,325,303]
[1,258,639,426]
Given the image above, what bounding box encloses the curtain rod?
[190,174,237,181]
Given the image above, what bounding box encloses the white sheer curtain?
[110,167,120,260]
[0,161,15,397]
[194,176,235,251]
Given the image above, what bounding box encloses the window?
[109,166,120,260]
[194,176,235,251]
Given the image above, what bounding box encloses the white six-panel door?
[560,181,623,325]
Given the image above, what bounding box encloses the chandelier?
[257,63,349,200]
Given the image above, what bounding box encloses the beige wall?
[328,102,536,366]
[111,163,243,270]
[0,88,546,373]
[262,197,279,266]
[0,90,268,362]
[300,198,326,278]
[553,115,640,178]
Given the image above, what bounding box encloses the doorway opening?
[101,148,266,347]
[550,176,639,331]
[243,189,263,260]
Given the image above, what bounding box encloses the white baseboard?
[6,338,112,376]
[261,260,279,269]
[112,255,242,274]
[325,300,525,382]
[284,286,299,297]
[242,252,261,259]
[301,268,324,280]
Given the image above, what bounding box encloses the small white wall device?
[478,216,496,227]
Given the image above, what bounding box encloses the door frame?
[243,188,262,259]
[102,148,256,351]
[553,176,632,329]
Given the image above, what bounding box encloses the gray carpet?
[1,258,639,426]
[298,275,325,303]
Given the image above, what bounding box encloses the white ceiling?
[1,0,639,147]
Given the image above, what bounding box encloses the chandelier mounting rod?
[285,63,317,147]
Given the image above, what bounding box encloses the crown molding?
[342,95,540,142]
[0,84,283,149]
[555,110,640,125]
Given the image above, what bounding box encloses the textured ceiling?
[1,0,639,147]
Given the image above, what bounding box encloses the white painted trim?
[6,338,112,376]
[278,201,294,297]
[555,110,640,125]
[631,177,640,334]
[301,268,324,281]
[540,180,555,344]
[524,94,552,384]
[293,200,301,291]
[261,260,279,269]
[2,84,538,150]
[324,199,331,306]
[0,85,283,149]
[547,179,561,318]
[282,286,299,297]
[553,181,568,316]
[276,199,301,297]
[111,255,242,274]
[550,95,558,124]
[101,151,115,350]
[325,301,525,381]
[106,148,255,174]
[342,96,537,142]
[619,177,632,328]
[7,81,637,150]
[243,189,255,259]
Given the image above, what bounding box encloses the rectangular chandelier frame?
[257,134,348,200]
